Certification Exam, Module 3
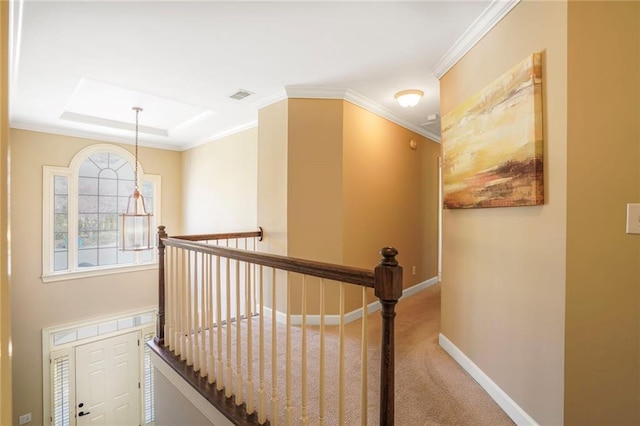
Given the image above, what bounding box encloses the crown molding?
[433,0,520,79]
[255,86,441,143]
[10,121,182,151]
[285,86,348,100]
[344,90,441,142]
[251,88,287,109]
[183,120,258,151]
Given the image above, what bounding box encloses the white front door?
[75,332,140,426]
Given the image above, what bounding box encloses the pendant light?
[120,107,153,251]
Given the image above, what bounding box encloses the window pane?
[54,214,68,233]
[78,195,98,213]
[141,181,154,198]
[54,232,68,250]
[98,248,117,266]
[78,177,98,195]
[109,154,128,171]
[118,250,135,264]
[78,214,98,232]
[99,214,118,231]
[118,196,131,213]
[54,176,68,195]
[118,180,135,197]
[54,195,68,213]
[99,178,117,196]
[89,153,110,170]
[98,231,117,248]
[142,249,153,262]
[98,196,118,213]
[78,249,97,268]
[78,232,98,249]
[54,251,68,272]
[118,163,135,180]
[78,159,100,178]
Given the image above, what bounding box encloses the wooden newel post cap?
[380,247,398,266]
[375,247,403,301]
[157,225,167,247]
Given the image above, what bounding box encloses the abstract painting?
[442,53,543,209]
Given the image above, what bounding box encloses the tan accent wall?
[0,2,11,424]
[287,99,344,314]
[439,2,568,424]
[181,127,258,235]
[565,2,640,424]
[10,129,182,426]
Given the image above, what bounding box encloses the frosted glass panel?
[78,177,98,195]
[99,248,117,265]
[78,249,97,267]
[54,251,68,271]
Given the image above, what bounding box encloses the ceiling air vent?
[228,89,253,101]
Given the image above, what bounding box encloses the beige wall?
[258,98,440,314]
[565,2,640,424]
[0,2,11,424]
[181,127,258,235]
[343,101,439,284]
[10,129,182,426]
[257,100,288,259]
[439,2,568,424]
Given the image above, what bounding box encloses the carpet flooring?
[201,283,514,425]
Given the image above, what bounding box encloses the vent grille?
[229,89,253,101]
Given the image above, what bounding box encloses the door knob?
[78,411,90,417]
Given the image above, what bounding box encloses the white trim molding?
[150,350,234,426]
[433,0,521,79]
[438,333,539,426]
[265,276,439,326]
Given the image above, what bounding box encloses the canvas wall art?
[442,53,543,209]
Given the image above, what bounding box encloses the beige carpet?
[201,283,514,425]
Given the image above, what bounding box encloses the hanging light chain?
[133,106,142,191]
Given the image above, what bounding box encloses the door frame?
[42,308,156,426]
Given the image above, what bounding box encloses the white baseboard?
[438,333,538,426]
[263,276,439,326]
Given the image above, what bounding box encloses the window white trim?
[42,144,161,281]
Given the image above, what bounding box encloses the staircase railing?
[149,225,403,425]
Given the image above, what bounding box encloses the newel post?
[374,247,403,426]
[154,225,167,346]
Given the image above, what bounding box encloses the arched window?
[43,144,161,282]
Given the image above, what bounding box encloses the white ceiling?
[9,0,517,151]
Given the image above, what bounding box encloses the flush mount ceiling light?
[120,107,153,251]
[394,89,424,108]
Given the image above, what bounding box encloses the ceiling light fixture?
[394,89,424,108]
[120,107,153,251]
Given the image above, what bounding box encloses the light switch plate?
[626,203,640,234]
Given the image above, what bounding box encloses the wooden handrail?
[170,227,263,242]
[162,237,376,288]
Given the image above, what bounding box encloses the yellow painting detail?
[442,53,543,209]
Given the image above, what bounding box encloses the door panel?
[76,332,140,426]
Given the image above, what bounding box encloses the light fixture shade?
[395,89,424,107]
[121,189,153,251]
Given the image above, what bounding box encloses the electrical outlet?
[19,413,31,425]
[411,265,416,276]
[626,203,640,235]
